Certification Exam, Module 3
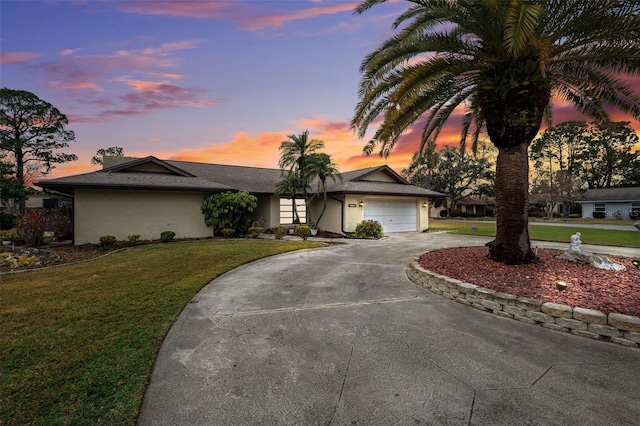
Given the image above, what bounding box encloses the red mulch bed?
[419,247,640,317]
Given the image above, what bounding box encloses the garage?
[364,199,417,233]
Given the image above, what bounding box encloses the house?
[35,156,445,244]
[577,187,640,219]
[429,196,496,218]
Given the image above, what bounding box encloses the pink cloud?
[0,52,39,64]
[240,3,359,31]
[119,1,359,31]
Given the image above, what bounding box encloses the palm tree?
[278,129,325,224]
[278,129,325,175]
[304,153,342,228]
[352,0,640,264]
[275,172,307,224]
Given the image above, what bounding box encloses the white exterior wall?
[605,202,632,218]
[74,189,212,244]
[581,201,634,219]
[581,202,595,219]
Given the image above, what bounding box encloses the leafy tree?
[401,139,439,190]
[428,146,493,214]
[303,152,341,229]
[532,121,640,190]
[201,191,258,235]
[274,172,307,224]
[573,122,639,189]
[1,156,34,214]
[91,146,124,165]
[0,88,77,213]
[352,0,640,264]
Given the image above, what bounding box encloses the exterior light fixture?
[359,200,364,207]
[422,202,428,208]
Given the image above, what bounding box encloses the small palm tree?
[275,172,307,224]
[304,153,342,228]
[352,0,640,264]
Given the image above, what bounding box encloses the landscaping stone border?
[407,258,640,348]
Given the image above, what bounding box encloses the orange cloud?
[167,131,287,168]
[0,52,39,64]
[48,80,102,90]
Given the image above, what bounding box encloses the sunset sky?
[2,0,639,179]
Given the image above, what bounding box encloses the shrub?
[592,211,606,219]
[127,233,141,245]
[99,235,117,250]
[450,209,463,218]
[272,225,287,240]
[221,228,234,238]
[552,212,562,218]
[201,192,258,235]
[438,209,448,218]
[47,206,72,241]
[354,220,383,239]
[568,213,581,219]
[0,211,17,230]
[294,225,311,240]
[248,226,263,238]
[485,208,494,217]
[0,228,19,242]
[160,231,175,243]
[17,209,48,247]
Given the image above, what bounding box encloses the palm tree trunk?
[486,143,536,264]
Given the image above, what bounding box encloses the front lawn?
[0,239,320,425]
[429,220,640,248]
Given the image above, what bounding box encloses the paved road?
[138,233,640,425]
[462,219,639,232]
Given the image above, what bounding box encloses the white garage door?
[364,199,417,233]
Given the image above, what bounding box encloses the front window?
[279,198,306,224]
[594,203,606,212]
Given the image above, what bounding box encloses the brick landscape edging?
[406,258,640,348]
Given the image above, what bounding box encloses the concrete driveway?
[138,233,640,425]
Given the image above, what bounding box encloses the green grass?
[430,220,640,248]
[0,239,320,425]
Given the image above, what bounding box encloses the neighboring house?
[429,196,496,217]
[577,187,640,219]
[36,156,445,244]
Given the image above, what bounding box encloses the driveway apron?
[138,233,640,426]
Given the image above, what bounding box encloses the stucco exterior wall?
[253,195,280,229]
[343,195,366,232]
[309,196,343,234]
[74,189,212,244]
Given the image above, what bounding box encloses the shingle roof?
[163,160,285,194]
[37,170,232,194]
[579,187,640,202]
[36,156,446,198]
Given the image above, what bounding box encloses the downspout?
[329,195,347,234]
